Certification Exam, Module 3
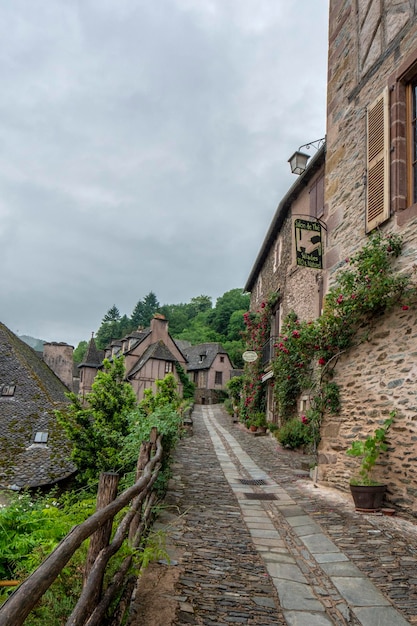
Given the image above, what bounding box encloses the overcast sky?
[0,0,329,347]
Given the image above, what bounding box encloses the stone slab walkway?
[129,404,417,626]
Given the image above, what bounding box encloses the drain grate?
[239,478,267,486]
[244,493,277,500]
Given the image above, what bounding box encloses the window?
[220,356,224,363]
[34,431,48,444]
[165,361,173,373]
[193,371,199,384]
[366,87,390,232]
[1,385,16,397]
[271,301,282,336]
[309,174,324,219]
[256,275,263,302]
[273,236,282,273]
[215,371,223,385]
[407,79,417,205]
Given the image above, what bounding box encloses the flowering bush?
[269,233,414,446]
[240,294,278,421]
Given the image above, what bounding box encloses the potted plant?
[346,411,395,511]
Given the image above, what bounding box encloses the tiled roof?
[0,322,75,489]
[79,336,103,368]
[182,343,228,371]
[127,341,178,378]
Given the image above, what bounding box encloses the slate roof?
[126,341,178,379]
[79,336,104,368]
[0,322,75,489]
[245,145,326,292]
[182,343,229,371]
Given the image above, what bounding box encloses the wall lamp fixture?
[288,137,326,175]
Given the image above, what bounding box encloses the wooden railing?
[0,429,163,626]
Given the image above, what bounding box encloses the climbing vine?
[244,233,415,447]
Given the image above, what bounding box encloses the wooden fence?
[0,428,163,626]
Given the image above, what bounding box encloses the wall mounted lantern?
[288,137,326,175]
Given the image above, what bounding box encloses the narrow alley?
[128,405,417,626]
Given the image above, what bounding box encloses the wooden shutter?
[366,87,390,232]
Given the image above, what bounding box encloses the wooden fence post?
[85,472,120,589]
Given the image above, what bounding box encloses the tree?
[73,341,88,364]
[95,321,121,350]
[131,292,160,328]
[102,305,121,323]
[227,310,246,341]
[189,295,212,315]
[56,356,137,483]
[208,289,250,337]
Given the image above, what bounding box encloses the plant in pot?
[346,411,395,512]
[247,412,267,432]
[253,412,267,432]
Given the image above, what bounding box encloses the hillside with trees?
[74,289,250,368]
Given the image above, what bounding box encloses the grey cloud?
[0,0,329,346]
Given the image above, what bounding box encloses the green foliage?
[175,362,196,400]
[102,305,121,323]
[73,340,88,364]
[131,292,160,328]
[240,295,277,420]
[226,376,244,405]
[208,289,250,336]
[276,418,312,449]
[264,234,414,422]
[93,290,246,359]
[0,489,95,617]
[56,356,137,484]
[346,412,395,485]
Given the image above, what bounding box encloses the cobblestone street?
[128,404,417,626]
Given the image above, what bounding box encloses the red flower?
[336,294,344,304]
[260,302,266,308]
[318,357,326,366]
[301,415,308,424]
[402,305,409,310]
[292,330,300,338]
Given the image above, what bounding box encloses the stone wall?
[318,305,417,514]
[321,1,417,515]
[250,175,325,325]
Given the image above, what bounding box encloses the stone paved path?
[129,404,417,626]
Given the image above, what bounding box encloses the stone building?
[245,2,417,515]
[244,147,326,423]
[0,322,75,489]
[317,0,417,514]
[182,342,234,404]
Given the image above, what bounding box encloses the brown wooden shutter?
[366,87,390,232]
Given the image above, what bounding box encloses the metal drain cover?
[244,493,277,500]
[239,478,267,486]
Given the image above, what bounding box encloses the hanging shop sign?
[242,350,258,363]
[294,218,323,269]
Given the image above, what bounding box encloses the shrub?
[276,418,312,450]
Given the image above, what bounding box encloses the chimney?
[150,314,169,342]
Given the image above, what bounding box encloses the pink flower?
[260,302,266,308]
[301,415,308,424]
[318,357,326,366]
[402,305,409,310]
[336,294,344,304]
[292,330,300,338]
[351,294,357,299]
